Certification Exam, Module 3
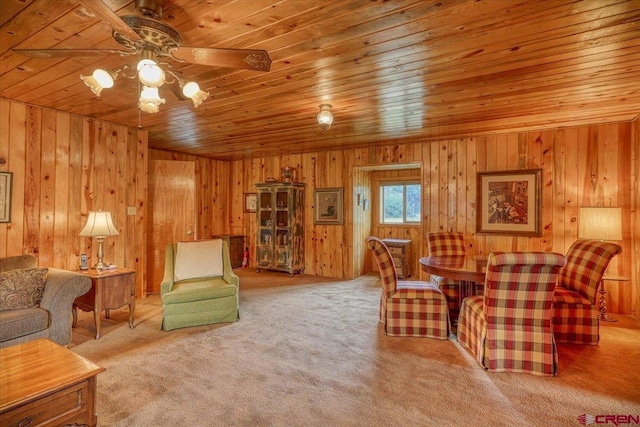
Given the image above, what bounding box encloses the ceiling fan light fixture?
[182,81,209,107]
[137,58,165,87]
[138,86,165,113]
[317,104,333,130]
[80,69,115,96]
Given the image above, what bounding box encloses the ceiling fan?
[13,0,272,111]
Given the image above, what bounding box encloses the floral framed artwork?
[314,187,343,225]
[244,193,257,213]
[476,169,541,236]
[0,172,12,223]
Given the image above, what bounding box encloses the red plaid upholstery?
[366,236,450,339]
[427,232,466,320]
[457,252,566,376]
[552,240,622,345]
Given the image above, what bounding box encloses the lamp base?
[598,282,618,322]
[93,261,109,270]
[92,237,107,270]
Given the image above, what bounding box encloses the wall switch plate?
[127,207,136,216]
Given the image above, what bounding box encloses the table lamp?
[80,211,119,269]
[578,206,623,322]
[578,207,622,241]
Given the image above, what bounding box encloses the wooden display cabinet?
[255,182,305,276]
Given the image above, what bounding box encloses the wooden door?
[147,160,196,294]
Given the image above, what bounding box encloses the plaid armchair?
[457,252,566,376]
[426,232,466,320]
[552,240,622,345]
[366,237,449,339]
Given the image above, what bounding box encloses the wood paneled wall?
[160,122,637,316]
[632,118,639,319]
[4,96,635,316]
[0,99,148,298]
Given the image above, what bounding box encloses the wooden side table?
[73,268,136,339]
[599,275,630,322]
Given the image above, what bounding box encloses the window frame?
[378,180,422,225]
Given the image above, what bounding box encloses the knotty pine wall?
[2,96,637,317]
[152,122,638,317]
[0,99,148,299]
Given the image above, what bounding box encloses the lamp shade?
[578,207,622,241]
[80,211,119,238]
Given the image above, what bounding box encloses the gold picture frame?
[314,187,343,225]
[244,192,257,213]
[476,169,541,236]
[0,172,12,223]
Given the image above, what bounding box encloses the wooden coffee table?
[0,338,105,427]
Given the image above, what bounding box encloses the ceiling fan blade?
[166,78,189,101]
[76,0,142,42]
[13,48,130,59]
[171,47,271,72]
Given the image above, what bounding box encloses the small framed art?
[314,187,343,225]
[0,172,12,223]
[244,193,257,213]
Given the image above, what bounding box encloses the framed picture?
[243,192,257,213]
[476,169,541,236]
[0,172,12,223]
[314,187,343,225]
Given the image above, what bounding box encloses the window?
[379,181,421,224]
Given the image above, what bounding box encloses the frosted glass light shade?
[317,104,333,130]
[138,86,165,113]
[578,207,622,241]
[80,69,114,96]
[182,81,209,107]
[137,59,165,87]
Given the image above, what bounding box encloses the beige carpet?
[69,269,640,427]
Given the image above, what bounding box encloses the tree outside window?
[380,182,421,224]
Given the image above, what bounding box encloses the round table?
[419,255,487,306]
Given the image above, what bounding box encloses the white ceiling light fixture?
[79,63,209,113]
[317,104,333,130]
[79,50,209,114]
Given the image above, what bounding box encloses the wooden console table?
[212,234,245,268]
[73,267,136,339]
[0,338,105,427]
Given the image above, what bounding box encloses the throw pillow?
[0,268,48,311]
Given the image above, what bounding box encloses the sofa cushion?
[163,277,237,304]
[174,239,223,282]
[0,307,50,342]
[0,268,48,311]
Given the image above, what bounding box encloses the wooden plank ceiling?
[1,0,640,161]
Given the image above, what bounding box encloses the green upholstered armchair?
[160,239,239,331]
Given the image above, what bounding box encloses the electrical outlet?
[127,207,136,216]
